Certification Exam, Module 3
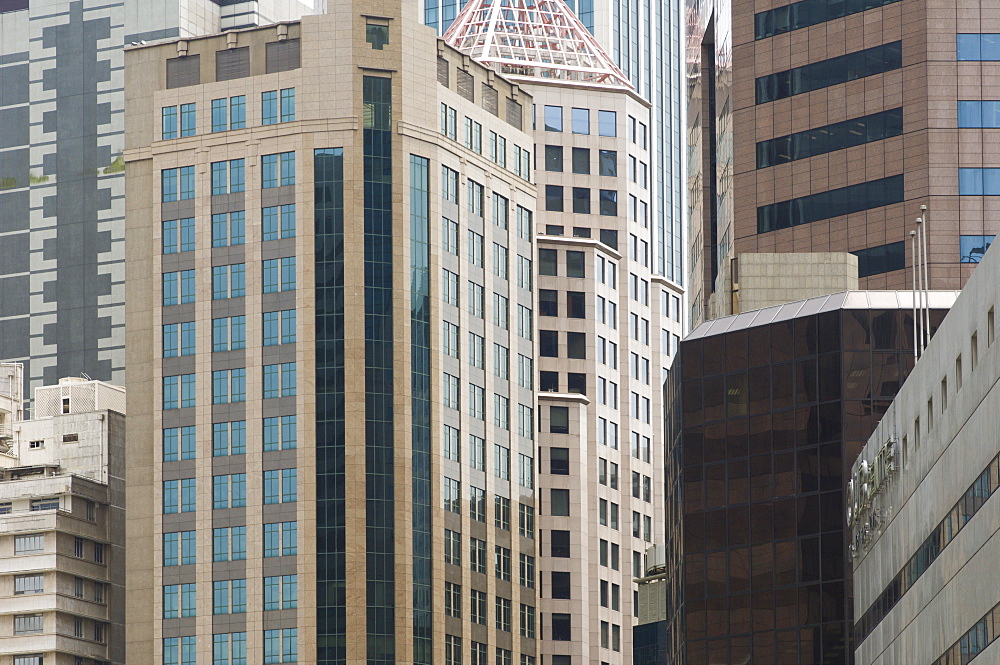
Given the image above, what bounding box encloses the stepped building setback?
[0,364,127,665]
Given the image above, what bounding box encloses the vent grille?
[437,57,450,88]
[457,69,474,102]
[215,47,250,82]
[266,39,301,74]
[166,55,200,89]
[482,84,498,116]
[506,98,522,130]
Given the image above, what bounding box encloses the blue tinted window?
[959,168,1000,195]
[230,96,246,129]
[212,99,227,132]
[960,235,995,263]
[957,34,1000,60]
[958,101,1000,128]
[162,106,178,140]
[180,103,196,136]
[262,91,277,125]
[544,105,562,132]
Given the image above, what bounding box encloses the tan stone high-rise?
[124,4,538,664]
[443,3,684,662]
[692,0,1000,324]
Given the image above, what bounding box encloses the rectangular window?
[262,152,295,188]
[756,42,902,104]
[546,185,564,211]
[262,90,278,124]
[211,211,246,247]
[758,175,904,233]
[442,166,459,203]
[263,257,297,292]
[758,108,903,168]
[544,105,563,132]
[162,106,178,139]
[957,33,1000,60]
[230,95,246,129]
[262,204,297,241]
[180,103,196,136]
[961,235,995,263]
[162,217,196,253]
[211,98,227,132]
[280,88,296,122]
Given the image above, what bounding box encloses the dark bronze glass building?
[667,291,955,664]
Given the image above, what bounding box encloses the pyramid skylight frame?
[443,0,633,90]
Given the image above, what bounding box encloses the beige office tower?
[124,4,538,665]
[0,364,127,665]
[444,3,683,663]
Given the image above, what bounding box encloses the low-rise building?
[852,244,1000,665]
[0,366,126,665]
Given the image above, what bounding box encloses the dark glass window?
[572,147,591,174]
[755,0,901,40]
[539,290,559,316]
[540,331,559,357]
[551,572,572,599]
[573,188,591,214]
[573,227,591,238]
[550,407,569,435]
[540,371,559,392]
[550,530,571,557]
[566,251,586,277]
[600,229,619,250]
[550,448,570,475]
[546,225,565,235]
[567,373,586,395]
[545,145,564,172]
[960,235,995,263]
[539,249,558,276]
[957,34,1000,60]
[546,185,564,211]
[550,488,570,515]
[597,110,617,137]
[551,613,573,641]
[757,175,903,233]
[599,189,618,216]
[567,292,586,318]
[756,108,903,168]
[852,242,905,278]
[755,42,902,104]
[599,150,618,176]
[567,333,587,359]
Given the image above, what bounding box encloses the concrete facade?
[735,252,860,314]
[0,369,127,665]
[852,244,1000,664]
[528,80,683,664]
[125,5,538,664]
[0,0,313,407]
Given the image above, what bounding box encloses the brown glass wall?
[674,307,945,664]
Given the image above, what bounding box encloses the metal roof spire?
[443,0,632,90]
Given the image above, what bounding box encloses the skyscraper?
[672,291,955,664]
[0,0,313,402]
[691,0,1000,321]
[125,4,539,664]
[422,0,688,297]
[443,3,684,662]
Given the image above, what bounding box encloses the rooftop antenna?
[910,229,918,359]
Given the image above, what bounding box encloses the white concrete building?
[852,242,1000,665]
[0,366,126,665]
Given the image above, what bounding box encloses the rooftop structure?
[443,0,632,89]
[0,370,126,665]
